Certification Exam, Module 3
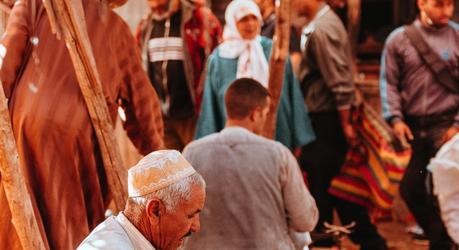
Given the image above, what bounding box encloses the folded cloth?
[289,230,312,250]
[428,134,459,244]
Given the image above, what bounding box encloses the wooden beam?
[262,0,291,139]
[42,0,127,210]
[0,84,48,249]
[347,0,361,56]
[0,2,12,15]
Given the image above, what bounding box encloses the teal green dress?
[195,37,315,149]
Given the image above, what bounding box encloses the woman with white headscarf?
[195,0,314,149]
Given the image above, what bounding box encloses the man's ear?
[249,107,261,122]
[145,199,165,220]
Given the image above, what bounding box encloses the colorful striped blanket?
[329,103,411,211]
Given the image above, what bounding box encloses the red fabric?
[184,6,222,111]
[329,103,411,212]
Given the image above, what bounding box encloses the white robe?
[428,134,459,244]
[78,213,155,250]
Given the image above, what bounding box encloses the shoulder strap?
[404,24,458,94]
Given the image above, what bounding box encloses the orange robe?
[0,0,164,249]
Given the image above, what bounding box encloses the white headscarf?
[219,0,269,87]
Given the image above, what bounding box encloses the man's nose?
[191,215,201,232]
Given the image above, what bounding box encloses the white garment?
[218,0,269,87]
[428,134,459,244]
[78,213,155,250]
[289,231,312,250]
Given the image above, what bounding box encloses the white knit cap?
[128,150,196,197]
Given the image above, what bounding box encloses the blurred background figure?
[253,0,302,73]
[429,134,459,245]
[293,0,388,249]
[380,0,458,248]
[136,0,221,151]
[0,0,164,249]
[195,0,315,151]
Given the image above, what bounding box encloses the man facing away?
[183,78,318,250]
[380,0,458,248]
[136,0,221,151]
[292,0,388,249]
[79,150,206,250]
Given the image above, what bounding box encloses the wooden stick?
[347,0,361,56]
[262,0,291,139]
[0,1,12,15]
[0,84,48,249]
[42,0,127,210]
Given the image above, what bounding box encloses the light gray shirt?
[183,127,318,250]
[78,213,155,250]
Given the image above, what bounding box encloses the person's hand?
[339,108,359,147]
[439,126,459,146]
[342,122,359,147]
[392,120,413,148]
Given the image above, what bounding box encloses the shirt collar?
[414,18,450,33]
[221,126,253,135]
[300,4,331,52]
[116,212,156,250]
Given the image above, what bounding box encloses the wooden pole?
[42,0,127,210]
[347,0,361,56]
[262,0,291,139]
[0,84,48,249]
[0,2,12,15]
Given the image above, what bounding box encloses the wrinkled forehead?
[423,0,454,4]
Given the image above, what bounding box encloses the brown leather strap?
[404,24,458,94]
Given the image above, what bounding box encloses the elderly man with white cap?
[78,150,206,250]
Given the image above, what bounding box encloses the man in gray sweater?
[183,78,318,250]
[293,0,387,249]
[380,0,458,248]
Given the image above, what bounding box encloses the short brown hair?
[224,78,270,120]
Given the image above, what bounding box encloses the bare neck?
[225,119,257,134]
[124,209,155,245]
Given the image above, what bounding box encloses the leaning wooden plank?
[0,1,12,15]
[0,83,48,250]
[42,0,127,210]
[262,0,291,139]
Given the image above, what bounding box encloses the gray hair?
[126,173,205,221]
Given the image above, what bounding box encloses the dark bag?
[404,24,458,94]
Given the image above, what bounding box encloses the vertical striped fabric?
[329,103,411,211]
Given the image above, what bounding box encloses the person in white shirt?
[78,150,206,250]
[429,134,459,245]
